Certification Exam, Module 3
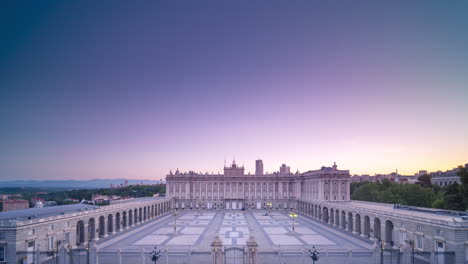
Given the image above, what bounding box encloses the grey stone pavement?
[99,210,373,252]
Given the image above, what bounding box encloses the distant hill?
[0,179,164,189]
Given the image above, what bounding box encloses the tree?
[351,182,381,202]
[431,199,447,209]
[456,166,468,210]
[443,183,465,211]
[417,174,432,188]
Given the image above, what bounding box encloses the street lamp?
[246,234,259,264]
[211,235,223,264]
[289,212,298,232]
[266,202,272,215]
[172,212,178,232]
[150,247,161,264]
[308,246,319,264]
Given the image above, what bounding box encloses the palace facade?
[166,160,351,210]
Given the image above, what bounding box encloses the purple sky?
[1,1,467,180]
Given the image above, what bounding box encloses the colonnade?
[297,200,395,248]
[75,200,172,246]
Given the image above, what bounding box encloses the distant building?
[415,170,428,177]
[255,159,263,175]
[279,164,290,175]
[431,163,466,187]
[2,199,29,212]
[31,197,45,205]
[224,160,244,177]
[167,160,350,210]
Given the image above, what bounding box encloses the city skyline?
[1,1,468,181]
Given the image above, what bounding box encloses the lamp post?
[289,212,298,232]
[211,235,223,264]
[150,246,161,264]
[308,246,319,264]
[266,202,272,215]
[246,234,259,264]
[172,212,178,232]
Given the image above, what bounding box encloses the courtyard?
[96,210,374,263]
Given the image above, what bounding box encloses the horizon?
[0,159,465,182]
[1,1,468,181]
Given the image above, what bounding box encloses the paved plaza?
[99,210,372,252]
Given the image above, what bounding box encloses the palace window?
[399,231,406,245]
[48,236,55,250]
[0,232,4,240]
[416,235,423,250]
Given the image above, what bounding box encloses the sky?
[1,1,468,181]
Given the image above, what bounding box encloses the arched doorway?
[139,208,142,222]
[364,216,371,238]
[115,212,121,232]
[107,214,114,234]
[123,211,127,228]
[374,217,381,241]
[335,210,340,227]
[385,220,394,246]
[341,211,346,229]
[88,218,96,240]
[76,220,85,246]
[323,207,329,222]
[129,210,133,226]
[99,216,105,238]
[134,209,138,224]
[330,209,334,225]
[355,214,361,235]
[348,212,353,232]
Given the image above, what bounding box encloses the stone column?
[338,180,342,200]
[103,219,108,238]
[352,217,359,235]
